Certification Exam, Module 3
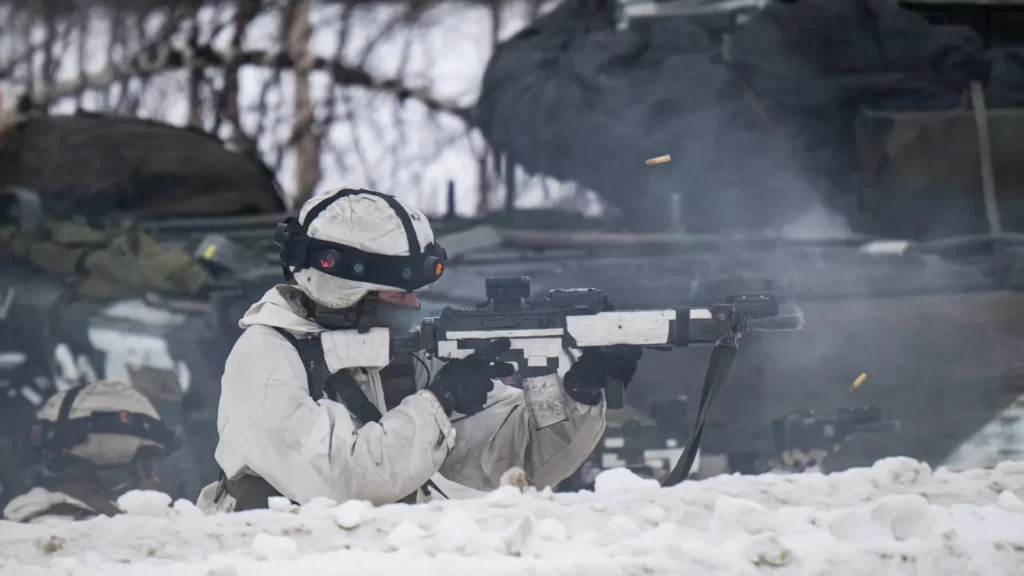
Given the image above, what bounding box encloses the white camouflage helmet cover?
[36,380,165,466]
[292,189,436,309]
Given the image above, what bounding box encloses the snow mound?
[0,458,1023,575]
[250,533,297,560]
[171,499,204,519]
[266,496,294,513]
[593,467,661,494]
[999,490,1024,513]
[299,497,338,515]
[499,466,529,491]
[502,516,537,557]
[115,490,172,517]
[434,509,479,541]
[387,520,427,549]
[537,517,567,541]
[870,494,934,541]
[333,500,372,530]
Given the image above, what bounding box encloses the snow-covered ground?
[2,458,1024,576]
[946,394,1024,471]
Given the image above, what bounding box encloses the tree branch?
[31,44,472,123]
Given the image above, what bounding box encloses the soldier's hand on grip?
[564,346,644,406]
[427,338,515,416]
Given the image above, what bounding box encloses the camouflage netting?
[477,0,1024,237]
[855,109,1024,238]
[989,48,1024,107]
[478,0,796,233]
[0,113,286,222]
[0,218,209,299]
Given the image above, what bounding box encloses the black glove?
[563,346,644,406]
[427,338,516,417]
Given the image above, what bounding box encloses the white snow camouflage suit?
[196,284,608,510]
[197,190,607,511]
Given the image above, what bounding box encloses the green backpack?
[1,218,207,300]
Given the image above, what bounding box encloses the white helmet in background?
[275,188,447,309]
[33,380,175,466]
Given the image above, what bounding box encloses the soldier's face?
[378,291,420,309]
[133,454,164,491]
[372,291,421,334]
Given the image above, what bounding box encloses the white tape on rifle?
[444,328,564,340]
[566,310,675,347]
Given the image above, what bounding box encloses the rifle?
[702,405,902,474]
[391,276,803,486]
[585,403,900,486]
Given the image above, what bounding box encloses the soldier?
[198,188,642,511]
[3,380,176,523]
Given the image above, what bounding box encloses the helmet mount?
[275,189,447,292]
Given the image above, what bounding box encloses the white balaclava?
[292,189,436,309]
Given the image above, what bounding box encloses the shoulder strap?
[272,327,333,401]
[272,327,447,500]
[379,353,419,411]
[271,327,383,423]
[18,502,98,523]
[329,370,384,424]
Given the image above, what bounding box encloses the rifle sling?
[36,477,124,519]
[661,339,739,487]
[272,328,389,426]
[19,502,99,523]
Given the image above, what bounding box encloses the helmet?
[275,189,447,309]
[32,381,175,467]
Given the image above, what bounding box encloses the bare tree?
[283,0,319,203]
[0,0,571,214]
[219,0,259,149]
[185,0,203,127]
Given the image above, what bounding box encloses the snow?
[593,466,661,494]
[265,496,294,514]
[998,489,1024,512]
[387,520,427,549]
[333,499,371,530]
[944,393,1024,470]
[299,497,339,515]
[250,533,298,560]
[2,458,1024,575]
[115,490,172,518]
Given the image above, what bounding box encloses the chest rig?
[272,327,420,419]
[213,328,443,511]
